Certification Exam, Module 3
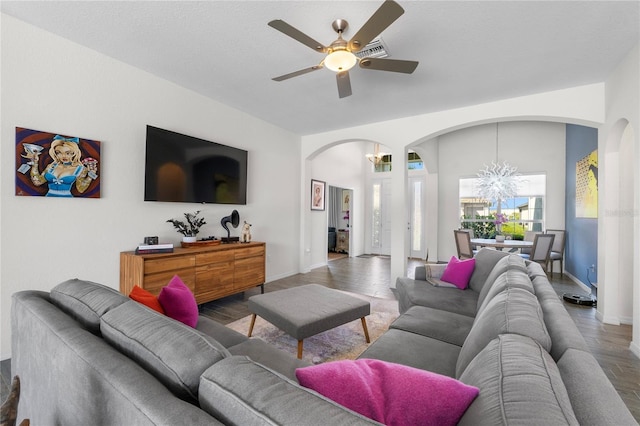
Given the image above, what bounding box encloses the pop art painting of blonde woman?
[15,127,101,198]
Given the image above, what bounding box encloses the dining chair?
[546,229,566,276]
[454,230,476,260]
[519,233,555,274]
[459,228,477,250]
[519,230,540,255]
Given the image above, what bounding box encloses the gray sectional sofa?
[10,248,638,425]
[361,248,637,425]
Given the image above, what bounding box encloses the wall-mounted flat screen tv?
[144,126,247,204]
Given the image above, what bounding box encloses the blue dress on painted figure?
[43,163,84,197]
[24,135,97,197]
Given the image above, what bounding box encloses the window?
[459,174,546,239]
[373,151,424,172]
[372,183,381,248]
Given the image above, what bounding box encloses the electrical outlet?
[589,264,596,272]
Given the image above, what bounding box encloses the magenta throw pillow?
[158,275,198,327]
[440,256,476,289]
[296,359,478,426]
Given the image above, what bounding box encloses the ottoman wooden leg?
[297,340,304,359]
[361,317,371,343]
[248,314,257,337]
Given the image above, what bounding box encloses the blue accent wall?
[565,124,598,287]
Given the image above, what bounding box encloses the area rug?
[226,291,399,364]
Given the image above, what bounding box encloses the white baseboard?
[563,271,593,293]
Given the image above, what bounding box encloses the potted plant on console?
[167,211,206,243]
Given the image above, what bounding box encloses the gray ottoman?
[248,284,371,359]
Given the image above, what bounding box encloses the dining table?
[471,238,534,251]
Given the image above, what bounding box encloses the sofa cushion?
[199,356,379,425]
[390,305,474,346]
[476,254,528,310]
[101,301,230,402]
[557,349,638,425]
[458,334,578,426]
[441,256,476,289]
[296,359,479,426]
[475,268,534,316]
[50,278,129,335]
[456,288,551,377]
[530,275,590,360]
[526,260,549,279]
[358,328,460,376]
[158,275,199,327]
[129,285,165,314]
[467,248,510,293]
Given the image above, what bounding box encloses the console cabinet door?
[143,256,196,295]
[195,251,235,304]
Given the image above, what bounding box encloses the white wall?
[434,121,566,261]
[600,43,639,355]
[0,15,301,359]
[308,141,367,269]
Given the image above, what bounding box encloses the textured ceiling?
[2,1,639,135]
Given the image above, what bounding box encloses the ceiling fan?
[268,0,419,99]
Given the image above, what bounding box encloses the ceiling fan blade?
[348,0,404,52]
[272,65,323,82]
[268,20,328,53]
[359,57,419,74]
[336,71,352,98]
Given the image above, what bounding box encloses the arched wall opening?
[303,119,603,283]
[300,83,606,285]
[601,119,636,352]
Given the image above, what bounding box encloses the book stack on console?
[135,243,174,254]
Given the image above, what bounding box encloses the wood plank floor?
[2,255,639,421]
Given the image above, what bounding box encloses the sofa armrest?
[415,265,428,281]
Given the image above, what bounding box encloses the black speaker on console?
[221,210,240,243]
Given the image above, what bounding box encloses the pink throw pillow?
[296,359,478,426]
[158,275,198,327]
[440,256,476,289]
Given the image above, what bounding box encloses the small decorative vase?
[495,235,506,243]
[182,236,197,243]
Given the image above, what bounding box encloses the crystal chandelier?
[476,161,519,201]
[475,123,520,202]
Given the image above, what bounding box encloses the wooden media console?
[120,242,265,304]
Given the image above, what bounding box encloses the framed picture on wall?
[15,127,101,198]
[311,179,325,211]
[575,149,598,218]
[342,189,350,211]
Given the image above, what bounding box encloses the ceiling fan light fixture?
[324,50,357,72]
